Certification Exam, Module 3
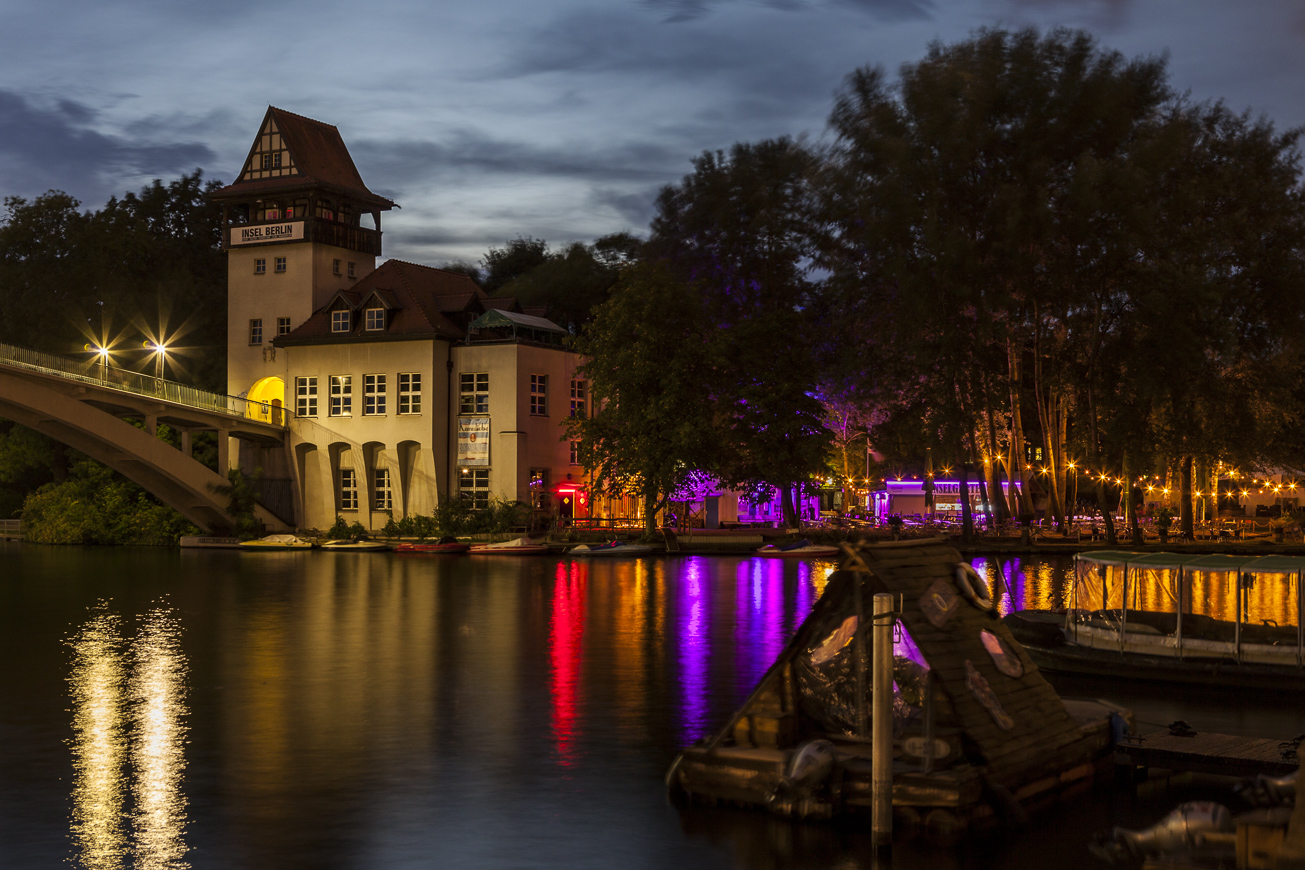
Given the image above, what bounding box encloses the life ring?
[954,562,993,611]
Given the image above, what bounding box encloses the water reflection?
[550,561,587,766]
[67,602,189,870]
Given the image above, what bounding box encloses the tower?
[211,107,396,409]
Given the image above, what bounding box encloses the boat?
[468,536,551,555]
[394,537,470,555]
[319,539,392,552]
[238,534,315,551]
[1003,550,1305,692]
[755,539,842,559]
[569,540,655,557]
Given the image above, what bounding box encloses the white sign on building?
[230,222,305,245]
[457,417,490,466]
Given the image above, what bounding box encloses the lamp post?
[83,344,109,384]
[143,340,167,390]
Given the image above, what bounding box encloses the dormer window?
[365,308,385,331]
[331,310,351,333]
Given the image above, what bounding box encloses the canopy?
[1077,551,1305,574]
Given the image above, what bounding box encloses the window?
[261,152,283,170]
[363,374,386,415]
[570,441,580,466]
[265,207,281,221]
[459,373,488,414]
[530,374,548,416]
[364,307,385,331]
[529,469,549,510]
[570,379,586,417]
[274,257,287,273]
[460,468,490,510]
[249,319,263,345]
[333,259,341,276]
[254,258,266,275]
[330,375,352,416]
[331,310,351,333]
[277,317,291,336]
[399,373,421,415]
[347,262,356,279]
[261,153,272,170]
[295,377,318,418]
[340,468,358,511]
[373,468,393,511]
[316,200,335,221]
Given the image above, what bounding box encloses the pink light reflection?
[549,560,587,767]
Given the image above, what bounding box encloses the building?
[212,107,585,530]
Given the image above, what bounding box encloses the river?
[1,544,1300,869]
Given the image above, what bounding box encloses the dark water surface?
[1,545,1301,869]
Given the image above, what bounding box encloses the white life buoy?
[954,562,994,611]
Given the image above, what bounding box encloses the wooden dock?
[1116,728,1300,778]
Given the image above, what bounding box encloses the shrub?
[326,516,350,539]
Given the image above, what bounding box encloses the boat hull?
[394,542,470,554]
[755,546,841,558]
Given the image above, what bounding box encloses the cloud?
[641,0,930,23]
[0,91,215,206]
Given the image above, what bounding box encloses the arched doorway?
[247,377,285,424]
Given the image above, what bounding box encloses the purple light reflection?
[674,557,710,744]
[733,560,787,693]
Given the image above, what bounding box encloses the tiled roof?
[276,260,526,346]
[212,107,396,209]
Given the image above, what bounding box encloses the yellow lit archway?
[247,376,285,424]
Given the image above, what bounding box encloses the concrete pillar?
[144,414,158,436]
[180,430,192,457]
[218,431,230,474]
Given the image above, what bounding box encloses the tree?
[498,233,643,332]
[650,139,829,527]
[481,236,549,293]
[566,263,719,535]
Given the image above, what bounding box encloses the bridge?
[0,342,292,533]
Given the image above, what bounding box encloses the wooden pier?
[1116,728,1301,778]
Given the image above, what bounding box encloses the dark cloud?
[0,91,215,206]
[642,0,929,23]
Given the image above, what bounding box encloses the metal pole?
[1176,566,1184,661]
[854,576,868,740]
[1236,572,1243,664]
[872,592,894,849]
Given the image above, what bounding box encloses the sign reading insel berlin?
[230,222,304,245]
[457,417,490,466]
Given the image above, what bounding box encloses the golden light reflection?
[67,603,190,870]
[128,609,190,869]
[68,607,129,870]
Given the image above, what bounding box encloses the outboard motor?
[1236,770,1297,807]
[768,739,835,805]
[1090,802,1232,865]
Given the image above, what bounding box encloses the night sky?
[3,0,1302,264]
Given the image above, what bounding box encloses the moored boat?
[569,540,655,557]
[238,534,314,551]
[755,539,841,559]
[394,537,470,555]
[468,536,550,555]
[1004,550,1305,692]
[319,539,391,552]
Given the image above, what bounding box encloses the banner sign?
[230,222,304,245]
[457,417,490,466]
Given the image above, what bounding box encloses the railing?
[0,341,288,427]
[0,519,21,538]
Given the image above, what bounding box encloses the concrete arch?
[246,376,285,425]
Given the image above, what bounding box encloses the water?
[1,545,1301,869]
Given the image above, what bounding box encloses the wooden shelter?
[668,538,1128,832]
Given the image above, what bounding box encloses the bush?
[22,459,198,545]
[326,516,350,539]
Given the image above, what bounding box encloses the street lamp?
[83,343,109,384]
[143,340,167,387]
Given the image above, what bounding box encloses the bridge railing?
[0,341,289,427]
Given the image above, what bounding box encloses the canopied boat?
[394,537,470,555]
[238,534,314,551]
[568,540,655,557]
[468,536,550,555]
[1004,551,1305,692]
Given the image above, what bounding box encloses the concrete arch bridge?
[0,342,293,533]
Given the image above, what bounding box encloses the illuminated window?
[460,468,490,510]
[265,206,281,221]
[295,377,317,417]
[330,375,352,416]
[570,441,580,466]
[569,379,586,417]
[274,257,287,273]
[529,468,549,510]
[530,374,547,416]
[277,317,291,336]
[316,200,335,221]
[249,319,262,345]
[254,258,266,274]
[363,374,386,415]
[331,310,350,333]
[373,468,393,511]
[459,373,488,414]
[364,308,385,331]
[399,373,421,414]
[340,468,358,511]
